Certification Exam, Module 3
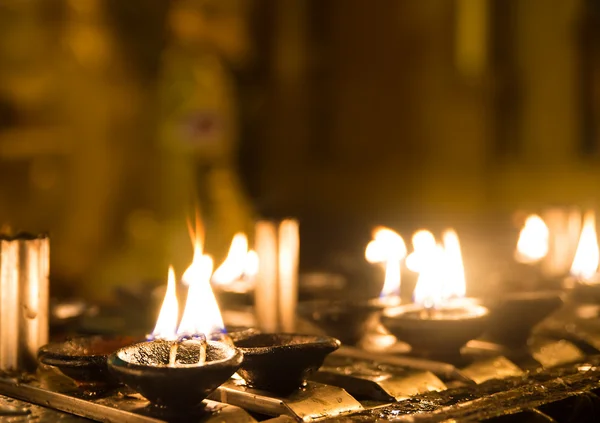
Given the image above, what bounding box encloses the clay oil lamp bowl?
[381,299,489,364]
[107,337,242,409]
[232,333,341,395]
[296,297,399,345]
[481,290,564,347]
[38,335,140,388]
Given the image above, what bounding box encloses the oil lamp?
[232,333,340,394]
[297,227,405,345]
[108,231,242,409]
[38,335,141,388]
[381,229,489,363]
[478,214,563,347]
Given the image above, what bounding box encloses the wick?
[168,343,178,366]
[186,338,207,365]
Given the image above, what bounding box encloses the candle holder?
[296,297,399,345]
[481,290,564,347]
[107,339,242,409]
[381,301,489,363]
[232,333,340,394]
[38,336,140,388]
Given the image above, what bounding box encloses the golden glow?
[365,227,406,297]
[515,215,549,264]
[413,229,466,308]
[570,211,600,281]
[151,266,179,340]
[406,230,437,272]
[212,233,258,285]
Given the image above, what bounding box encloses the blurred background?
[1,0,599,301]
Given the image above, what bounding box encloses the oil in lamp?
[297,227,406,345]
[108,233,242,409]
[381,229,489,363]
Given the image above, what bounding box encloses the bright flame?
[365,227,407,297]
[178,222,225,336]
[406,230,437,272]
[570,211,600,281]
[412,229,466,308]
[152,266,179,340]
[515,215,549,264]
[212,233,258,285]
[413,245,446,308]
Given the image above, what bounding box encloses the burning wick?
[167,335,208,367]
[168,343,178,366]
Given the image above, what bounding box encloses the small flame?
[406,230,437,272]
[412,229,466,308]
[365,227,407,297]
[152,266,179,340]
[178,219,225,336]
[441,229,466,299]
[570,211,600,281]
[515,215,549,264]
[212,233,258,285]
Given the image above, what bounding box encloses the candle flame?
[441,229,466,299]
[152,212,226,340]
[179,219,225,336]
[515,214,549,264]
[405,230,437,272]
[212,233,259,285]
[365,227,407,297]
[151,266,179,340]
[413,229,466,308]
[570,211,600,282]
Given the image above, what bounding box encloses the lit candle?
[278,219,299,332]
[254,221,279,332]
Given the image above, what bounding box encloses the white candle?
[278,219,299,332]
[0,239,20,370]
[20,236,50,368]
[254,221,279,332]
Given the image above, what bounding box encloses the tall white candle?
[278,219,299,332]
[19,235,50,369]
[0,239,20,370]
[254,221,279,332]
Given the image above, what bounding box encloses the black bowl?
[108,340,242,408]
[381,302,489,362]
[482,290,564,346]
[233,333,340,394]
[296,298,397,345]
[38,335,140,387]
